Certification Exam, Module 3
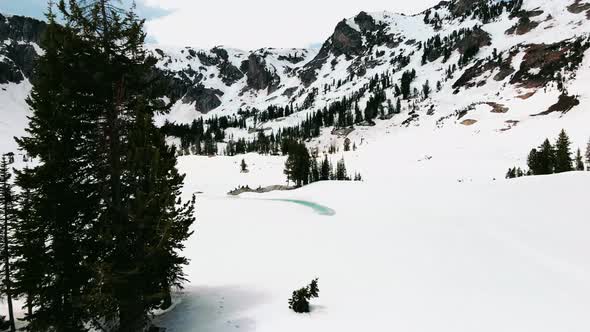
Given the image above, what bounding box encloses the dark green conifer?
[0,156,16,332]
[554,129,573,173]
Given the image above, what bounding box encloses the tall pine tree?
[17,4,100,329]
[12,167,47,328]
[0,156,16,332]
[554,129,573,173]
[17,1,196,330]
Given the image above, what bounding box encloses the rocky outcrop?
[218,61,244,86]
[182,85,223,114]
[331,21,363,57]
[0,14,46,84]
[511,38,590,88]
[453,51,516,89]
[354,11,378,32]
[505,16,540,35]
[532,94,579,116]
[0,60,24,84]
[4,43,38,78]
[155,68,222,114]
[241,53,280,93]
[299,16,366,86]
[455,27,491,54]
[0,14,46,44]
[448,0,480,17]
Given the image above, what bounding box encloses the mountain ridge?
[1,0,590,162]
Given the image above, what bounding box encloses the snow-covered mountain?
[1,0,590,170]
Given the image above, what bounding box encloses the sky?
[1,0,440,50]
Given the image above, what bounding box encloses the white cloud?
[142,0,440,50]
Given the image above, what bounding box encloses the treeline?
[506,129,589,178]
[0,2,195,331]
[283,141,362,187]
[163,70,408,156]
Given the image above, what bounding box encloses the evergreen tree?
[12,168,46,328]
[505,167,516,179]
[240,159,248,173]
[575,148,585,171]
[284,142,310,187]
[310,157,320,184]
[585,138,590,170]
[0,156,16,332]
[288,279,320,314]
[343,138,351,152]
[335,158,348,181]
[18,1,196,330]
[537,139,555,175]
[320,155,330,181]
[422,80,431,99]
[554,129,573,173]
[16,4,100,329]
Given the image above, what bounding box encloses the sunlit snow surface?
[147,151,590,332]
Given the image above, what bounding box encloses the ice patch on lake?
[267,199,336,216]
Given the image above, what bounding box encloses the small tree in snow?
[288,278,320,313]
[343,138,351,152]
[240,159,248,173]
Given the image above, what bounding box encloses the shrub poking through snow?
[288,278,320,313]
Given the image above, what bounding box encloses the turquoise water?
[269,199,336,216]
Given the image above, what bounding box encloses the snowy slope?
[1,0,590,330]
[152,159,590,332]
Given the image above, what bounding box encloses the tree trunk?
[118,296,145,332]
[26,295,32,318]
[161,285,172,310]
[3,201,15,332]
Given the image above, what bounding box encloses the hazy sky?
[1,0,440,50]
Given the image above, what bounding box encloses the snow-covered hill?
[2,0,590,161]
[150,162,590,332]
[2,1,590,331]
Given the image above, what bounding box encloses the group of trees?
[284,141,362,187]
[0,1,195,331]
[162,64,415,157]
[506,129,589,178]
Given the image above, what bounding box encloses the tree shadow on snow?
[153,285,270,332]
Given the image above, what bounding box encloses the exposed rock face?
[211,47,229,61]
[511,38,590,88]
[331,21,363,57]
[218,61,244,86]
[449,0,480,17]
[299,16,367,86]
[0,14,46,84]
[0,60,24,84]
[0,14,46,44]
[5,43,38,78]
[568,0,590,13]
[242,53,280,93]
[354,11,377,32]
[455,27,491,54]
[182,85,223,114]
[453,51,516,89]
[505,17,540,35]
[533,94,580,116]
[278,53,306,64]
[299,45,329,87]
[154,63,222,114]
